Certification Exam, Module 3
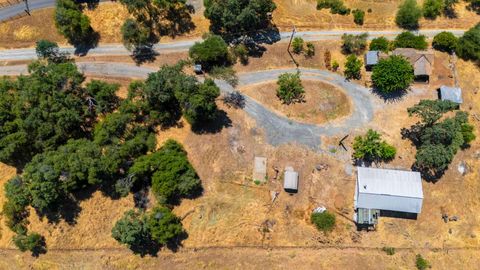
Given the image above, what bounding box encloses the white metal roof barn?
[355,167,424,214]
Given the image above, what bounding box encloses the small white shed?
[253,157,267,183]
[439,85,463,104]
[283,166,298,193]
[354,167,423,214]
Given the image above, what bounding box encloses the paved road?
[0,0,53,22]
[0,63,377,150]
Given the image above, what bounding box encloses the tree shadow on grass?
[31,236,47,257]
[159,4,196,38]
[371,87,408,103]
[191,110,232,134]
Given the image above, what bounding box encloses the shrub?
[147,206,184,245]
[396,0,422,29]
[341,33,368,55]
[372,55,414,93]
[432,31,458,53]
[276,72,305,104]
[344,54,362,80]
[317,0,351,15]
[189,34,229,69]
[305,42,315,57]
[3,176,30,234]
[382,246,396,255]
[394,32,428,50]
[13,233,45,254]
[292,37,304,54]
[332,60,340,71]
[324,50,332,70]
[111,210,150,249]
[456,23,480,62]
[353,129,396,161]
[369,37,390,52]
[352,9,365,25]
[311,211,336,232]
[423,0,444,19]
[415,254,430,270]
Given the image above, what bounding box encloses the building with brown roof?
[391,48,434,82]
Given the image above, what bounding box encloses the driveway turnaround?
[0,63,376,150]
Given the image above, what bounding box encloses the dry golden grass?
[82,3,130,43]
[240,80,351,125]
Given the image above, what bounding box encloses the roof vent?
[363,185,367,190]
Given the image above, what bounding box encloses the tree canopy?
[395,0,422,29]
[394,32,428,50]
[456,23,480,62]
[353,129,396,162]
[204,0,276,36]
[189,34,230,69]
[344,54,362,80]
[432,31,458,53]
[54,0,97,46]
[276,72,305,104]
[369,37,390,52]
[341,33,368,55]
[423,0,444,19]
[371,55,414,94]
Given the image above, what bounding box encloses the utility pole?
[24,0,30,16]
[287,25,299,68]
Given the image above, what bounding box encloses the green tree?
[147,206,184,245]
[317,0,351,15]
[423,0,444,19]
[353,129,396,161]
[395,0,422,29]
[394,31,428,50]
[178,79,220,126]
[292,37,304,54]
[407,99,459,126]
[233,44,249,65]
[13,232,45,254]
[86,80,120,115]
[54,0,96,45]
[344,54,362,80]
[276,72,305,104]
[341,33,368,55]
[35,40,69,63]
[0,61,91,165]
[369,37,390,52]
[432,31,458,53]
[352,9,365,25]
[121,18,152,51]
[372,55,414,93]
[189,34,230,69]
[112,210,150,249]
[204,0,276,36]
[311,211,336,232]
[3,176,30,234]
[456,23,480,62]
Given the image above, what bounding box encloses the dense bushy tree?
[344,54,362,80]
[317,0,351,15]
[147,206,184,245]
[396,0,422,29]
[130,140,201,204]
[189,34,230,69]
[311,211,336,232]
[13,232,45,254]
[456,23,480,62]
[276,72,305,104]
[372,55,414,93]
[369,37,390,52]
[3,176,30,234]
[353,129,396,162]
[0,61,91,166]
[121,19,153,51]
[423,0,444,19]
[112,210,150,249]
[305,42,316,57]
[204,0,276,36]
[35,40,69,63]
[178,79,220,126]
[292,37,304,54]
[86,80,120,115]
[341,33,368,55]
[54,0,96,46]
[432,31,458,53]
[352,9,365,25]
[405,100,475,180]
[23,139,103,211]
[394,31,428,50]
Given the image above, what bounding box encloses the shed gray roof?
[357,167,423,198]
[283,166,298,191]
[365,51,379,66]
[355,167,423,213]
[440,85,463,104]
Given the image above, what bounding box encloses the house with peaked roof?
[390,48,434,83]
